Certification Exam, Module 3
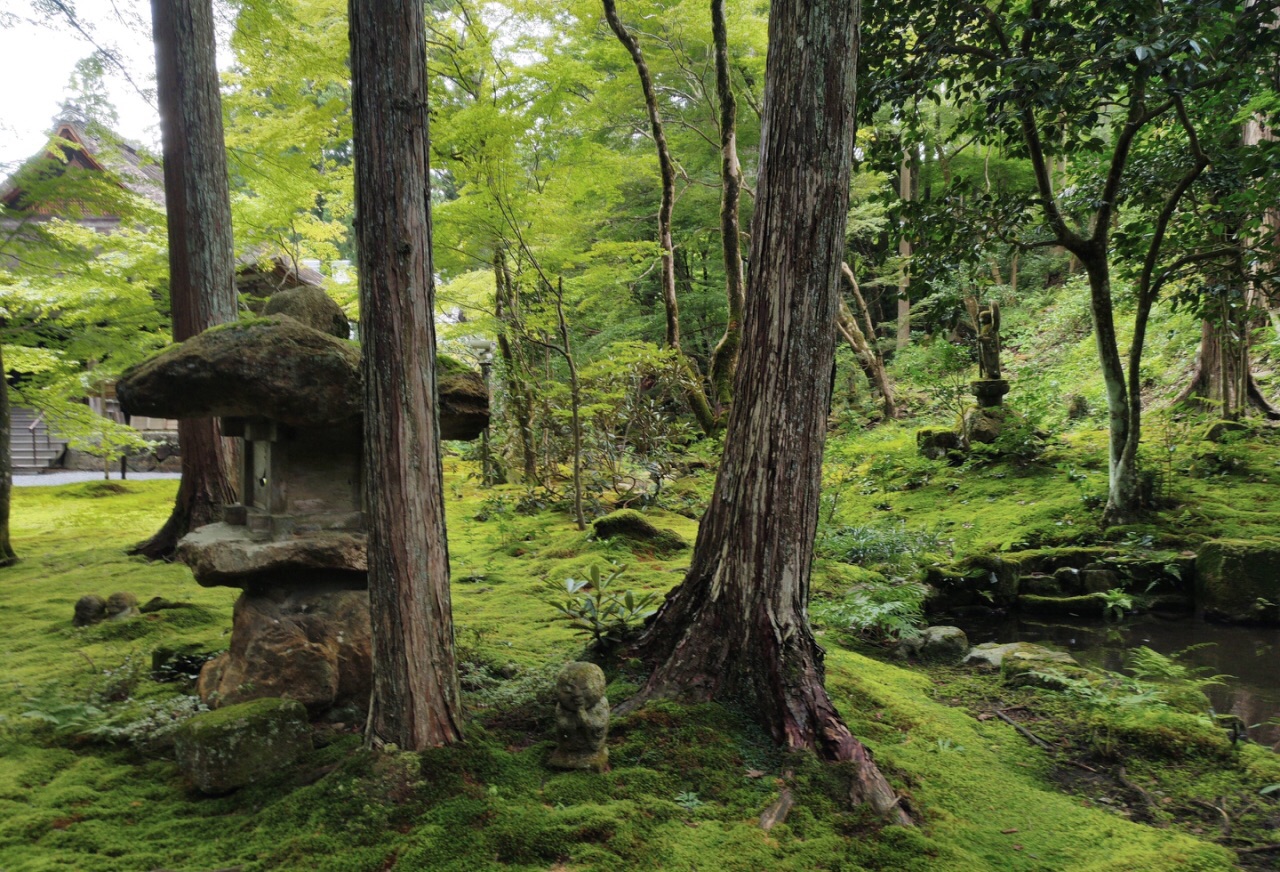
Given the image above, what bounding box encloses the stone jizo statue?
[976,300,1002,380]
[548,661,610,772]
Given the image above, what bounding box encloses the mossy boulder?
[1196,538,1280,624]
[1202,419,1248,443]
[592,510,687,554]
[965,641,1077,671]
[900,625,969,664]
[1016,592,1108,618]
[916,427,960,460]
[173,697,312,794]
[117,316,489,438]
[263,284,350,339]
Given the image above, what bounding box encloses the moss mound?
[592,509,688,554]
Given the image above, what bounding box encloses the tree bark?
[707,0,746,417]
[0,345,16,568]
[350,0,463,749]
[895,151,914,350]
[602,0,718,436]
[132,0,238,560]
[494,248,539,481]
[625,0,909,824]
[839,264,898,419]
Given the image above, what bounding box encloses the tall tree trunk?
[1176,294,1280,419]
[896,151,914,350]
[0,346,16,567]
[350,0,462,749]
[1081,258,1139,525]
[839,264,897,419]
[625,0,909,823]
[707,0,746,417]
[132,0,238,560]
[554,279,586,532]
[494,248,539,481]
[602,0,718,436]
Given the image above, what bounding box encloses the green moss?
[1195,538,1280,623]
[1016,593,1108,618]
[0,463,1257,871]
[592,509,688,554]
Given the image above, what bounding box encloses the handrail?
[26,410,43,432]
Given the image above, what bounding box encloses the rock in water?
[1197,538,1280,624]
[73,594,106,627]
[548,662,610,772]
[173,698,312,794]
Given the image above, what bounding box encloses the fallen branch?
[991,709,1053,751]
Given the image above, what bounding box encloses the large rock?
[196,586,372,713]
[263,285,350,339]
[592,509,687,554]
[116,316,489,438]
[177,523,366,588]
[900,625,969,663]
[965,641,1077,670]
[173,698,312,794]
[1196,539,1280,625]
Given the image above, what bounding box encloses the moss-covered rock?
[1196,538,1280,624]
[592,510,687,554]
[263,284,350,338]
[1016,592,1108,618]
[1202,419,1248,443]
[916,427,960,460]
[116,316,489,438]
[173,697,312,794]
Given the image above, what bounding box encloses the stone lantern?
[117,286,489,713]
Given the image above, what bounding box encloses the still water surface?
[954,612,1280,746]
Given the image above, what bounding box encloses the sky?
[0,1,233,171]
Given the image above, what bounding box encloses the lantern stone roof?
[116,316,488,438]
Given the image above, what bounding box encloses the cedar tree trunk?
[350,0,463,749]
[626,0,909,824]
[133,0,238,560]
[895,151,914,350]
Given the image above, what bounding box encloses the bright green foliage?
[544,562,657,648]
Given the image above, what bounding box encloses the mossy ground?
[0,461,1267,871]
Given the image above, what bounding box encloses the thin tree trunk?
[625,0,909,823]
[840,263,897,419]
[707,0,746,417]
[350,0,462,750]
[602,0,718,435]
[896,151,913,350]
[0,345,16,567]
[494,248,538,481]
[132,0,237,560]
[554,279,586,532]
[1082,259,1139,525]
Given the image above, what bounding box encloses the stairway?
[10,407,67,474]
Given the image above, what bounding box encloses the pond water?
[949,611,1280,746]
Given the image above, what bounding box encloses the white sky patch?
[0,0,235,171]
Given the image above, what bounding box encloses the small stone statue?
[105,592,140,621]
[73,594,107,627]
[976,301,1002,380]
[548,661,609,772]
